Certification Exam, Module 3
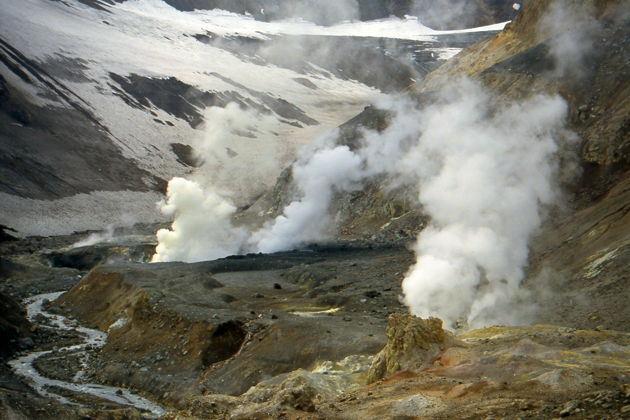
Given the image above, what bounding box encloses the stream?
[8,292,165,418]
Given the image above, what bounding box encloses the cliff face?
[0,292,31,359]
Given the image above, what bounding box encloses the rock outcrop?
[422,0,629,193]
[0,291,31,359]
[367,314,455,383]
[314,325,630,420]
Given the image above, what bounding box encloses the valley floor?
[1,230,629,419]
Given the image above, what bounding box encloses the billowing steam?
[151,103,276,263]
[540,0,600,78]
[250,144,364,253]
[400,80,570,329]
[192,103,281,202]
[152,177,246,263]
[152,75,572,329]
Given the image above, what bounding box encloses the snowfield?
[0,0,503,236]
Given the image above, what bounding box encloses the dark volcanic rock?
[57,0,127,13]
[109,73,234,128]
[44,243,155,270]
[0,56,164,200]
[0,291,31,358]
[54,246,413,399]
[0,74,31,125]
[110,72,318,128]
[0,224,17,242]
[45,249,106,271]
[39,54,92,84]
[170,143,201,167]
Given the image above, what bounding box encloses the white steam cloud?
[151,103,276,263]
[152,177,246,263]
[262,78,571,329]
[264,79,571,329]
[540,0,600,78]
[152,75,573,330]
[193,103,281,201]
[147,0,595,331]
[399,80,571,329]
[250,144,363,253]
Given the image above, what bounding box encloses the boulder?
[367,314,455,383]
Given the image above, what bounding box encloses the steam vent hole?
[202,320,247,366]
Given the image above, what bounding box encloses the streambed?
[8,292,165,418]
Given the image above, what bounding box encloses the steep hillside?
[423,0,629,194]
[420,0,629,331]
[0,292,31,359]
[0,0,501,236]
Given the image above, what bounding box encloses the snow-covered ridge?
[116,0,507,41]
[0,0,502,236]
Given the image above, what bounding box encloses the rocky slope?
[3,232,629,419]
[52,246,411,400]
[0,292,31,360]
[425,0,630,332]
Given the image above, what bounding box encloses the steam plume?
[400,80,571,328]
[540,0,600,78]
[248,78,572,329]
[151,177,246,263]
[152,73,572,330]
[146,1,585,330]
[72,225,115,248]
[249,144,364,253]
[151,103,280,263]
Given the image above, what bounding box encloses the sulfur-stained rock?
[367,314,456,383]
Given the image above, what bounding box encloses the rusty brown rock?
[367,314,455,383]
